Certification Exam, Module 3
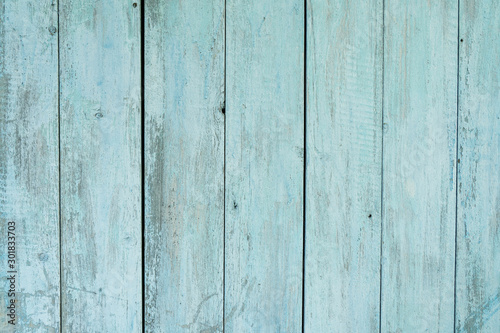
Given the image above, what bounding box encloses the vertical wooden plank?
[304,0,383,331]
[0,0,59,331]
[381,1,458,331]
[456,1,500,331]
[224,0,304,331]
[59,0,141,331]
[144,0,224,331]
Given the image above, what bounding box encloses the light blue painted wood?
[144,0,225,331]
[456,0,500,331]
[304,0,383,331]
[2,1,500,331]
[0,0,60,331]
[224,0,304,331]
[381,1,458,331]
[59,0,141,331]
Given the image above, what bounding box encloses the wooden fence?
[1,0,499,332]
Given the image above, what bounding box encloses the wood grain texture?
[304,0,383,331]
[224,0,304,331]
[59,0,141,331]
[381,1,458,331]
[456,0,500,331]
[144,0,225,332]
[0,0,59,331]
[3,1,500,331]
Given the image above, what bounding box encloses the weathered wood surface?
[456,0,500,331]
[304,0,383,331]
[0,0,60,331]
[381,1,458,331]
[224,0,304,331]
[1,1,500,332]
[59,0,141,331]
[144,0,225,332]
